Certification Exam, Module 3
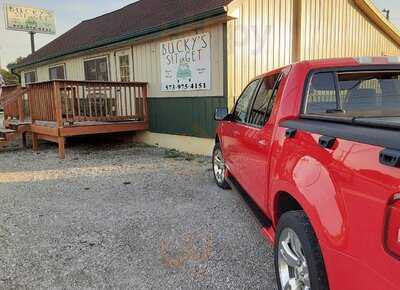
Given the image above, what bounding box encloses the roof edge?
[11,6,228,70]
[354,0,400,47]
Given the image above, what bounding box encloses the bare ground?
[0,139,276,289]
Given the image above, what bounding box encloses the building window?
[119,55,130,82]
[49,65,66,80]
[24,71,37,84]
[84,57,109,81]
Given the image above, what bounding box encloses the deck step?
[0,128,17,144]
[0,128,16,134]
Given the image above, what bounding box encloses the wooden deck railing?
[1,85,18,102]
[27,80,148,126]
[28,82,56,122]
[1,85,28,122]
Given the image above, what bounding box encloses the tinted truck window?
[338,71,400,116]
[233,79,260,123]
[305,72,337,114]
[305,70,400,118]
[248,74,280,126]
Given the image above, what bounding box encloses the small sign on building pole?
[4,3,56,53]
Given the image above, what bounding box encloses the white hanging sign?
[160,33,211,92]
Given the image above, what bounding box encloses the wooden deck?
[1,80,149,158]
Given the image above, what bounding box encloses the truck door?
[221,79,261,181]
[237,73,282,208]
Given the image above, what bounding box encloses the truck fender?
[271,155,347,249]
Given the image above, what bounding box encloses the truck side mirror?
[214,107,229,121]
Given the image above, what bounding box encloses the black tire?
[212,143,230,189]
[274,210,329,290]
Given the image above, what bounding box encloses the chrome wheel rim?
[213,148,225,184]
[278,228,311,290]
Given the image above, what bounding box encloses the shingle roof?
[15,0,232,69]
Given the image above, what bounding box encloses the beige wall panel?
[132,24,225,97]
[36,66,48,82]
[300,0,400,60]
[227,0,293,108]
[21,51,117,85]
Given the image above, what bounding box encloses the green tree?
[3,56,25,85]
[0,68,18,85]
[7,56,25,71]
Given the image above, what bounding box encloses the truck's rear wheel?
[212,143,230,189]
[274,211,329,290]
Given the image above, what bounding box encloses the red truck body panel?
[217,58,400,289]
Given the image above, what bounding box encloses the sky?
[0,0,137,68]
[0,0,399,69]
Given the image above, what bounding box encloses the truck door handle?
[285,128,297,138]
[379,149,400,168]
[319,136,336,149]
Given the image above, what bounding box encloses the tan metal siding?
[300,0,400,60]
[226,0,293,107]
[132,24,225,97]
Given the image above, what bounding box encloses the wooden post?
[17,94,24,122]
[58,137,65,159]
[3,106,8,124]
[53,81,63,128]
[143,84,149,123]
[32,133,38,151]
[53,81,66,159]
[292,0,302,62]
[22,132,27,148]
[27,85,34,124]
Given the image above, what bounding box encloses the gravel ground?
[0,139,277,289]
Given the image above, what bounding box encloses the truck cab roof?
[254,56,400,81]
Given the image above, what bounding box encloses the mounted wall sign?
[4,4,56,34]
[160,32,211,92]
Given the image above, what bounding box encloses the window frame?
[231,79,262,125]
[24,70,37,84]
[301,65,400,121]
[247,72,283,128]
[118,54,131,82]
[49,64,66,80]
[83,56,110,81]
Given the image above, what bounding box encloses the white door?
[116,50,133,82]
[115,50,135,117]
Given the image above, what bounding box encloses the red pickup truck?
[213,57,400,290]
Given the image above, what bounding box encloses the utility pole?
[382,9,390,20]
[29,32,36,53]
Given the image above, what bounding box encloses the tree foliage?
[0,68,18,85]
[7,57,25,71]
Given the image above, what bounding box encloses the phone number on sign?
[164,82,208,91]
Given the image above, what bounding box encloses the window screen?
[24,71,37,84]
[233,80,260,123]
[84,57,109,81]
[248,74,280,126]
[49,65,65,80]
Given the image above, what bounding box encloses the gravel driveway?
[0,140,276,289]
